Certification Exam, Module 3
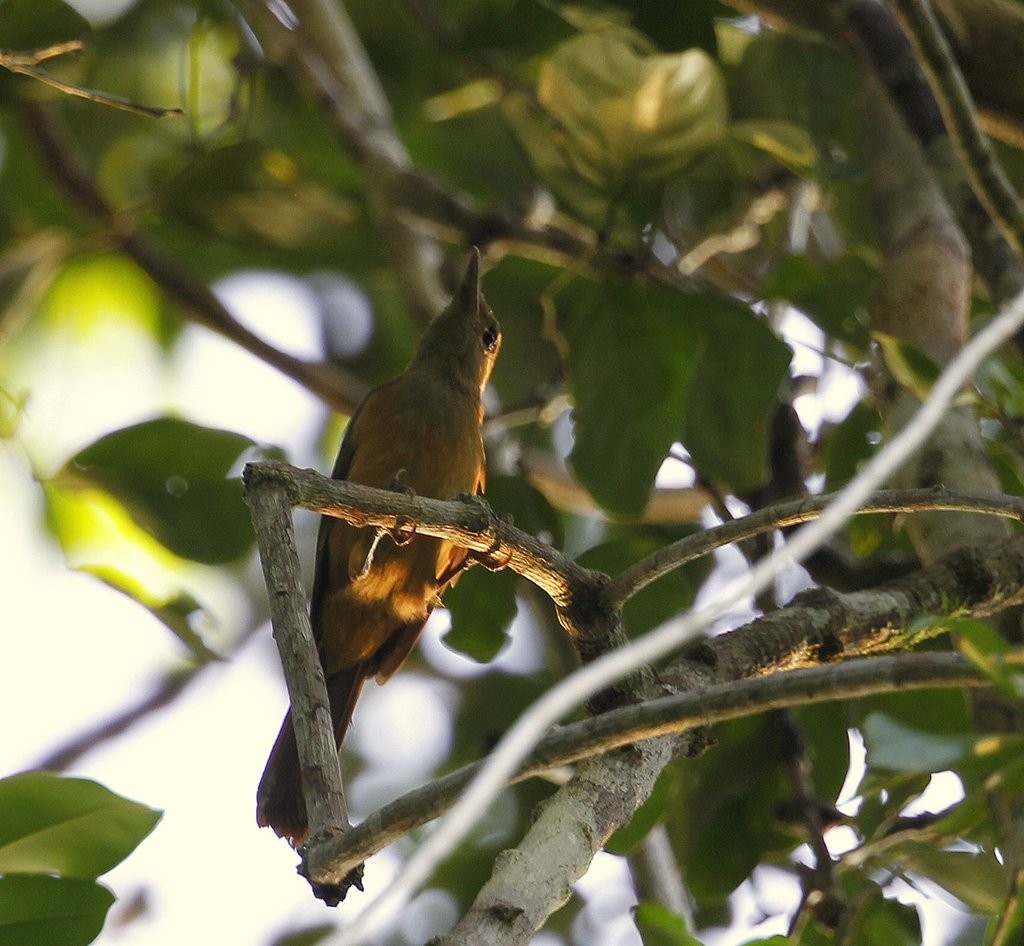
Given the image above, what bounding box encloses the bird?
[257,250,502,846]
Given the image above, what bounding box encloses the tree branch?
[21,103,368,415]
[607,487,1024,609]
[243,472,352,892]
[231,0,446,324]
[311,652,1007,895]
[889,0,1024,259]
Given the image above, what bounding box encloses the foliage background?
[3,0,1024,944]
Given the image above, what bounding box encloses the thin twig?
[607,487,1024,609]
[0,42,184,118]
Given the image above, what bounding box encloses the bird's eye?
[482,325,500,352]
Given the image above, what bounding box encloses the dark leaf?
[65,416,264,564]
[0,875,114,946]
[443,566,518,663]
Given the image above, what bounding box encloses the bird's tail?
[256,664,366,846]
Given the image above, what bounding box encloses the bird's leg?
[386,469,418,546]
[352,528,387,580]
[458,493,513,571]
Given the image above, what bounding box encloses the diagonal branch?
[607,487,1024,609]
[312,650,1015,890]
[21,103,368,415]
[889,0,1024,259]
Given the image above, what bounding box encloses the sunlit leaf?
[730,119,818,171]
[0,875,113,946]
[633,901,702,946]
[64,416,264,564]
[0,772,161,879]
[507,25,727,221]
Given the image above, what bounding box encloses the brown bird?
[257,251,502,845]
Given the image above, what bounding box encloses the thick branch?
[312,652,1004,893]
[242,460,603,634]
[243,475,350,847]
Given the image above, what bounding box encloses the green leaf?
[885,841,1005,914]
[680,296,791,489]
[633,902,702,946]
[872,332,941,400]
[578,529,710,636]
[442,566,518,663]
[560,279,788,513]
[862,713,973,774]
[843,885,921,946]
[0,773,161,879]
[534,29,728,193]
[269,923,337,946]
[0,0,90,50]
[0,875,113,946]
[561,280,702,517]
[730,119,818,171]
[765,254,876,346]
[991,875,1024,946]
[65,416,262,564]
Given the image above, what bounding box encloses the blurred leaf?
[578,528,710,635]
[731,30,861,156]
[852,682,971,737]
[268,923,336,946]
[667,716,794,903]
[946,616,1023,701]
[443,566,518,662]
[536,29,727,191]
[561,280,701,517]
[65,417,261,564]
[80,564,222,663]
[823,401,880,492]
[885,840,1005,914]
[730,119,818,171]
[862,713,973,774]
[991,876,1024,946]
[0,773,161,879]
[873,332,941,401]
[0,0,90,50]
[0,875,113,946]
[506,25,727,224]
[483,473,564,550]
[842,884,921,945]
[792,702,851,805]
[765,254,876,346]
[633,902,702,946]
[680,295,791,489]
